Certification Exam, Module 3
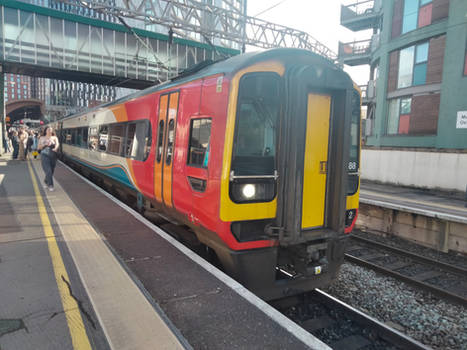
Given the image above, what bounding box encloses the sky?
[246,0,372,85]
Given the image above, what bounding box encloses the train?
[50,48,361,300]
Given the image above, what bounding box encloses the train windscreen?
[231,72,280,176]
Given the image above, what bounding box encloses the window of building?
[387,97,412,135]
[398,42,429,88]
[402,0,433,34]
[188,119,212,168]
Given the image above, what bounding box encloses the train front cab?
[218,52,360,300]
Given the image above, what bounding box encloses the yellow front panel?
[301,93,331,229]
[219,61,285,222]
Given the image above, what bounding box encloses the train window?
[232,73,280,176]
[125,123,137,157]
[98,125,109,151]
[89,126,98,150]
[143,121,152,161]
[108,123,125,155]
[166,119,175,165]
[76,128,83,147]
[188,118,212,168]
[126,121,151,161]
[348,89,361,195]
[65,130,72,144]
[71,129,77,145]
[82,127,88,146]
[156,120,164,162]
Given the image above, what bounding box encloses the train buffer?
[0,154,329,350]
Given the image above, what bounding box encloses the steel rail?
[351,235,467,276]
[344,253,467,307]
[313,289,431,350]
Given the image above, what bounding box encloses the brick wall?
[426,35,446,84]
[431,0,450,23]
[409,93,440,134]
[391,0,404,39]
[387,50,399,92]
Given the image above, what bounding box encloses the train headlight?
[230,179,276,203]
[242,184,256,198]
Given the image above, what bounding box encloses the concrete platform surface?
[1,153,330,350]
[0,155,189,350]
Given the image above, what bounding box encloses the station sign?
[456,111,467,129]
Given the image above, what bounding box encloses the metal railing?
[341,0,379,22]
[338,39,371,58]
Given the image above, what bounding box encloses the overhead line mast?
[61,0,337,61]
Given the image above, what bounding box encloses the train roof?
[61,48,338,121]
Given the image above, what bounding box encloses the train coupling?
[277,242,329,278]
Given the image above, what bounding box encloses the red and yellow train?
[54,48,360,300]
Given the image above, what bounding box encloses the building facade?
[339,0,467,191]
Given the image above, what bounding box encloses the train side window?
[125,121,151,161]
[76,128,83,147]
[89,126,98,150]
[82,127,88,147]
[71,129,77,145]
[166,119,175,165]
[156,120,164,163]
[108,123,125,155]
[188,118,212,168]
[125,123,137,158]
[98,125,109,152]
[65,129,72,144]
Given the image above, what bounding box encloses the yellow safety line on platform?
[361,190,467,214]
[27,160,92,350]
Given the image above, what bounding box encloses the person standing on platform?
[31,132,39,159]
[18,130,26,160]
[38,126,60,191]
[26,131,34,159]
[11,131,19,159]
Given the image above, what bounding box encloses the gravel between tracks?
[323,263,467,350]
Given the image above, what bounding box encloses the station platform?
[360,181,467,221]
[358,181,467,254]
[0,153,328,350]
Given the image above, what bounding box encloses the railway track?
[345,235,467,307]
[271,289,429,350]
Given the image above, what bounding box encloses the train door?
[154,91,180,207]
[276,65,351,244]
[301,93,331,229]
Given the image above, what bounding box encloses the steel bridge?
[0,0,241,89]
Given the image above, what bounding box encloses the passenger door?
[154,91,179,208]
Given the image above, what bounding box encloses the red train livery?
[56,48,360,300]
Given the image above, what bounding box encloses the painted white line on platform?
[59,161,331,350]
